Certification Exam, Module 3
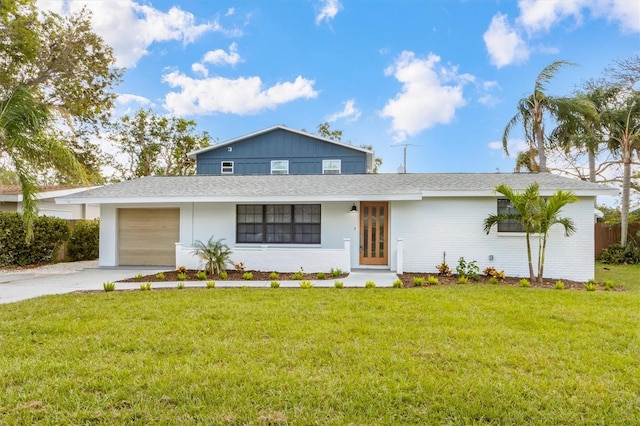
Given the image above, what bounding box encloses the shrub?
[292,271,304,280]
[457,257,480,281]
[191,236,232,275]
[67,219,99,261]
[206,280,216,289]
[457,276,469,284]
[330,268,342,278]
[177,282,185,290]
[604,280,616,291]
[519,278,531,288]
[195,271,207,280]
[317,272,326,279]
[488,277,498,285]
[268,272,279,280]
[177,265,187,273]
[599,242,640,264]
[365,280,376,288]
[483,266,505,280]
[427,275,439,286]
[219,271,228,280]
[103,281,115,292]
[0,212,70,266]
[140,282,152,291]
[155,272,165,280]
[436,262,451,276]
[334,281,344,289]
[392,279,403,288]
[177,272,187,281]
[134,273,143,280]
[584,281,598,291]
[270,280,280,288]
[242,272,254,280]
[234,262,246,272]
[413,276,426,287]
[299,280,313,289]
[555,280,565,290]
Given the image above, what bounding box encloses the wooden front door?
[359,201,388,265]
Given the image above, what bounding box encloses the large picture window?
[237,204,321,244]
[497,199,526,232]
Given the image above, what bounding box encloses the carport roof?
[55,173,617,204]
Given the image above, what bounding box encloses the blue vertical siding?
[196,128,368,175]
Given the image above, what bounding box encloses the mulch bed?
[118,269,348,283]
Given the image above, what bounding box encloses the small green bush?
[196,271,207,280]
[103,281,115,292]
[457,276,469,284]
[177,282,185,290]
[177,272,187,281]
[392,279,403,288]
[299,280,313,289]
[140,282,152,291]
[67,219,100,261]
[365,280,376,288]
[413,276,426,287]
[317,272,326,279]
[330,268,342,278]
[488,277,498,285]
[584,280,597,291]
[555,280,565,290]
[270,280,280,288]
[456,257,480,281]
[269,272,279,280]
[219,271,228,280]
[334,281,344,289]
[436,262,451,276]
[604,280,616,291]
[599,242,640,265]
[519,278,531,288]
[427,275,439,286]
[134,273,143,280]
[206,281,216,289]
[292,271,304,280]
[242,272,254,280]
[155,272,165,280]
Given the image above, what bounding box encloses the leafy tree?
[192,236,232,276]
[315,122,382,173]
[483,183,578,283]
[503,61,594,173]
[109,109,211,179]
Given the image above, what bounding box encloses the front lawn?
[1,286,638,424]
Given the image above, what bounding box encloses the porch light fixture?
[350,203,358,212]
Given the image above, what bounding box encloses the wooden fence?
[594,223,640,258]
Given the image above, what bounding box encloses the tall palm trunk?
[534,107,547,172]
[621,136,631,246]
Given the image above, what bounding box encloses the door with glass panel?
[359,202,388,265]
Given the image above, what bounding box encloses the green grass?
[596,261,640,291]
[1,286,639,424]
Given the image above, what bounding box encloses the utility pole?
[392,144,420,173]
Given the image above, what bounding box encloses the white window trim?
[322,159,341,174]
[271,160,289,175]
[221,161,234,174]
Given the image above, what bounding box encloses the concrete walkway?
[0,263,400,305]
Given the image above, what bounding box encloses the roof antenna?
[391,144,420,173]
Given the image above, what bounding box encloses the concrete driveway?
[0,261,165,305]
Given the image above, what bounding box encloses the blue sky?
[39,0,639,175]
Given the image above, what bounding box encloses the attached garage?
[118,208,180,266]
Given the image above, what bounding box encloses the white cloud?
[380,51,469,142]
[592,0,640,33]
[488,138,529,155]
[162,72,318,116]
[117,93,154,106]
[327,99,361,122]
[315,0,342,25]
[202,43,243,66]
[37,0,230,68]
[483,13,530,68]
[191,63,209,77]
[517,0,584,33]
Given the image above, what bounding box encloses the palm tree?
[191,236,233,276]
[483,183,540,282]
[503,61,595,173]
[534,190,578,282]
[0,86,86,241]
[483,183,578,283]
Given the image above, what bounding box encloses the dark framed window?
[237,204,321,244]
[497,199,526,232]
[221,161,234,174]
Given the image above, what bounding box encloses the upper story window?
[271,160,289,175]
[322,159,341,174]
[221,161,234,174]
[497,199,526,232]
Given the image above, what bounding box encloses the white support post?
[396,238,404,274]
[343,238,351,273]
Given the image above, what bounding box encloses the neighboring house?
[0,186,99,220]
[56,125,616,281]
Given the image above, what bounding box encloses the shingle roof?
[56,173,617,204]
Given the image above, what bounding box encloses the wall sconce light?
[350,203,358,212]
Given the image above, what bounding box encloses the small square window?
[322,159,341,174]
[221,161,234,174]
[271,160,289,175]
